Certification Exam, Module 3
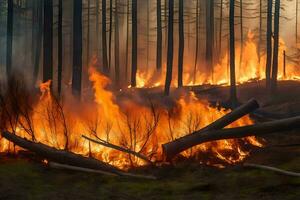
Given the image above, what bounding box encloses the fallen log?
[49,162,157,180]
[163,98,259,161]
[162,116,300,161]
[1,131,122,175]
[243,163,300,177]
[82,135,153,164]
[200,98,259,132]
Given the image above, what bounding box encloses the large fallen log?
[162,116,300,161]
[1,131,123,175]
[200,98,259,132]
[163,98,259,161]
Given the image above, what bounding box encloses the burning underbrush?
[0,68,262,170]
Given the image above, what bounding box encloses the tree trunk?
[108,0,113,73]
[72,0,83,97]
[6,0,13,77]
[58,0,63,95]
[164,0,174,95]
[162,98,259,160]
[32,0,43,85]
[206,0,214,82]
[271,0,280,94]
[86,0,91,67]
[1,131,122,174]
[218,0,223,61]
[258,0,262,64]
[156,0,162,71]
[96,0,99,58]
[114,0,120,85]
[131,0,138,87]
[296,0,298,44]
[229,0,237,107]
[266,0,273,88]
[239,0,243,73]
[163,115,300,161]
[125,0,130,81]
[177,0,184,87]
[102,0,109,75]
[193,0,199,84]
[43,0,53,82]
[146,0,150,71]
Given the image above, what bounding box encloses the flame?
[134,30,300,88]
[0,63,263,169]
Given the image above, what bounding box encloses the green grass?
[0,157,299,200]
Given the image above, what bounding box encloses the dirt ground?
[0,80,299,200]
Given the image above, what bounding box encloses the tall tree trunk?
[156,0,162,71]
[58,0,63,95]
[146,0,150,71]
[271,0,280,94]
[265,0,273,88]
[43,0,53,82]
[296,0,298,44]
[86,0,90,67]
[206,0,214,82]
[178,0,184,87]
[72,0,83,97]
[125,0,130,81]
[33,0,43,85]
[114,0,119,85]
[96,0,99,57]
[218,0,223,61]
[6,0,13,77]
[193,0,199,84]
[258,0,262,64]
[164,0,174,95]
[229,0,237,107]
[164,0,168,48]
[102,0,109,75]
[239,0,243,73]
[108,0,113,73]
[131,0,138,87]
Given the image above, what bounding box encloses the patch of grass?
[0,157,299,200]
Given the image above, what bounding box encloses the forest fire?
[135,30,300,88]
[0,66,263,169]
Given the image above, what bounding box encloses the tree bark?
[108,0,113,73]
[162,98,259,160]
[58,0,63,95]
[72,0,83,97]
[102,0,109,75]
[177,0,184,87]
[6,0,13,77]
[193,0,199,84]
[271,0,280,95]
[1,131,122,174]
[229,0,238,107]
[43,0,53,83]
[125,0,130,81]
[156,0,162,71]
[131,0,138,87]
[114,0,120,85]
[32,0,43,86]
[163,115,300,161]
[164,0,174,96]
[86,0,91,67]
[206,0,214,82]
[266,0,273,88]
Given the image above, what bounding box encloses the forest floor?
[0,80,300,200]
